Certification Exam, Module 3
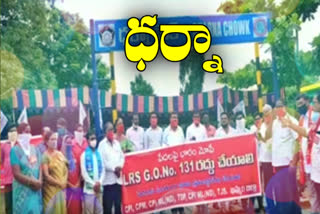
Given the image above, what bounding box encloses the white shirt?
[272,115,298,167]
[236,128,250,134]
[215,126,237,138]
[301,110,319,173]
[186,123,207,142]
[162,126,185,147]
[252,123,272,162]
[98,138,124,185]
[126,126,144,151]
[80,149,105,194]
[144,126,163,149]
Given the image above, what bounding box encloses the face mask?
[298,105,308,115]
[193,118,200,126]
[107,131,114,142]
[150,118,158,127]
[8,131,18,144]
[236,118,246,130]
[18,133,31,157]
[57,128,66,136]
[170,119,178,129]
[74,131,84,145]
[89,140,97,148]
[276,108,286,118]
[116,124,124,134]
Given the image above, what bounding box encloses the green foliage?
[130,74,155,96]
[267,15,303,89]
[0,0,110,118]
[217,60,273,92]
[311,34,320,75]
[179,50,205,95]
[217,0,320,108]
[1,0,56,89]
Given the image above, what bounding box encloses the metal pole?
[271,45,280,101]
[110,52,118,124]
[90,19,102,139]
[254,43,263,112]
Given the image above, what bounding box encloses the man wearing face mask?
[293,94,320,211]
[162,113,185,214]
[235,111,249,134]
[81,131,105,214]
[0,124,17,214]
[280,94,320,213]
[144,113,163,150]
[265,100,301,214]
[66,123,88,214]
[56,118,70,151]
[185,112,207,142]
[202,113,216,138]
[126,114,144,151]
[98,122,124,214]
[215,112,237,137]
[162,113,185,147]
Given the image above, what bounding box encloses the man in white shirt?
[144,113,163,150]
[235,111,250,134]
[126,114,144,151]
[266,100,301,214]
[162,112,185,214]
[98,122,124,214]
[215,112,237,137]
[283,94,320,213]
[215,112,246,213]
[186,112,207,142]
[186,112,208,214]
[251,107,274,213]
[162,112,185,147]
[81,131,105,214]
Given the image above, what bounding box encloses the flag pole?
[90,19,102,139]
[110,52,118,124]
[254,43,263,113]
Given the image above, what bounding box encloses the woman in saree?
[42,131,68,214]
[10,122,43,214]
[114,118,134,153]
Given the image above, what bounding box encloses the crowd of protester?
[0,92,320,214]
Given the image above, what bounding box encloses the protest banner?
[122,133,261,214]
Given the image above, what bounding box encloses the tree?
[1,0,110,90]
[1,0,57,89]
[0,0,110,120]
[130,74,154,96]
[179,50,205,95]
[217,60,273,92]
[217,0,320,93]
[43,8,110,89]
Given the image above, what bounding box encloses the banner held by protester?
[121,133,261,214]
